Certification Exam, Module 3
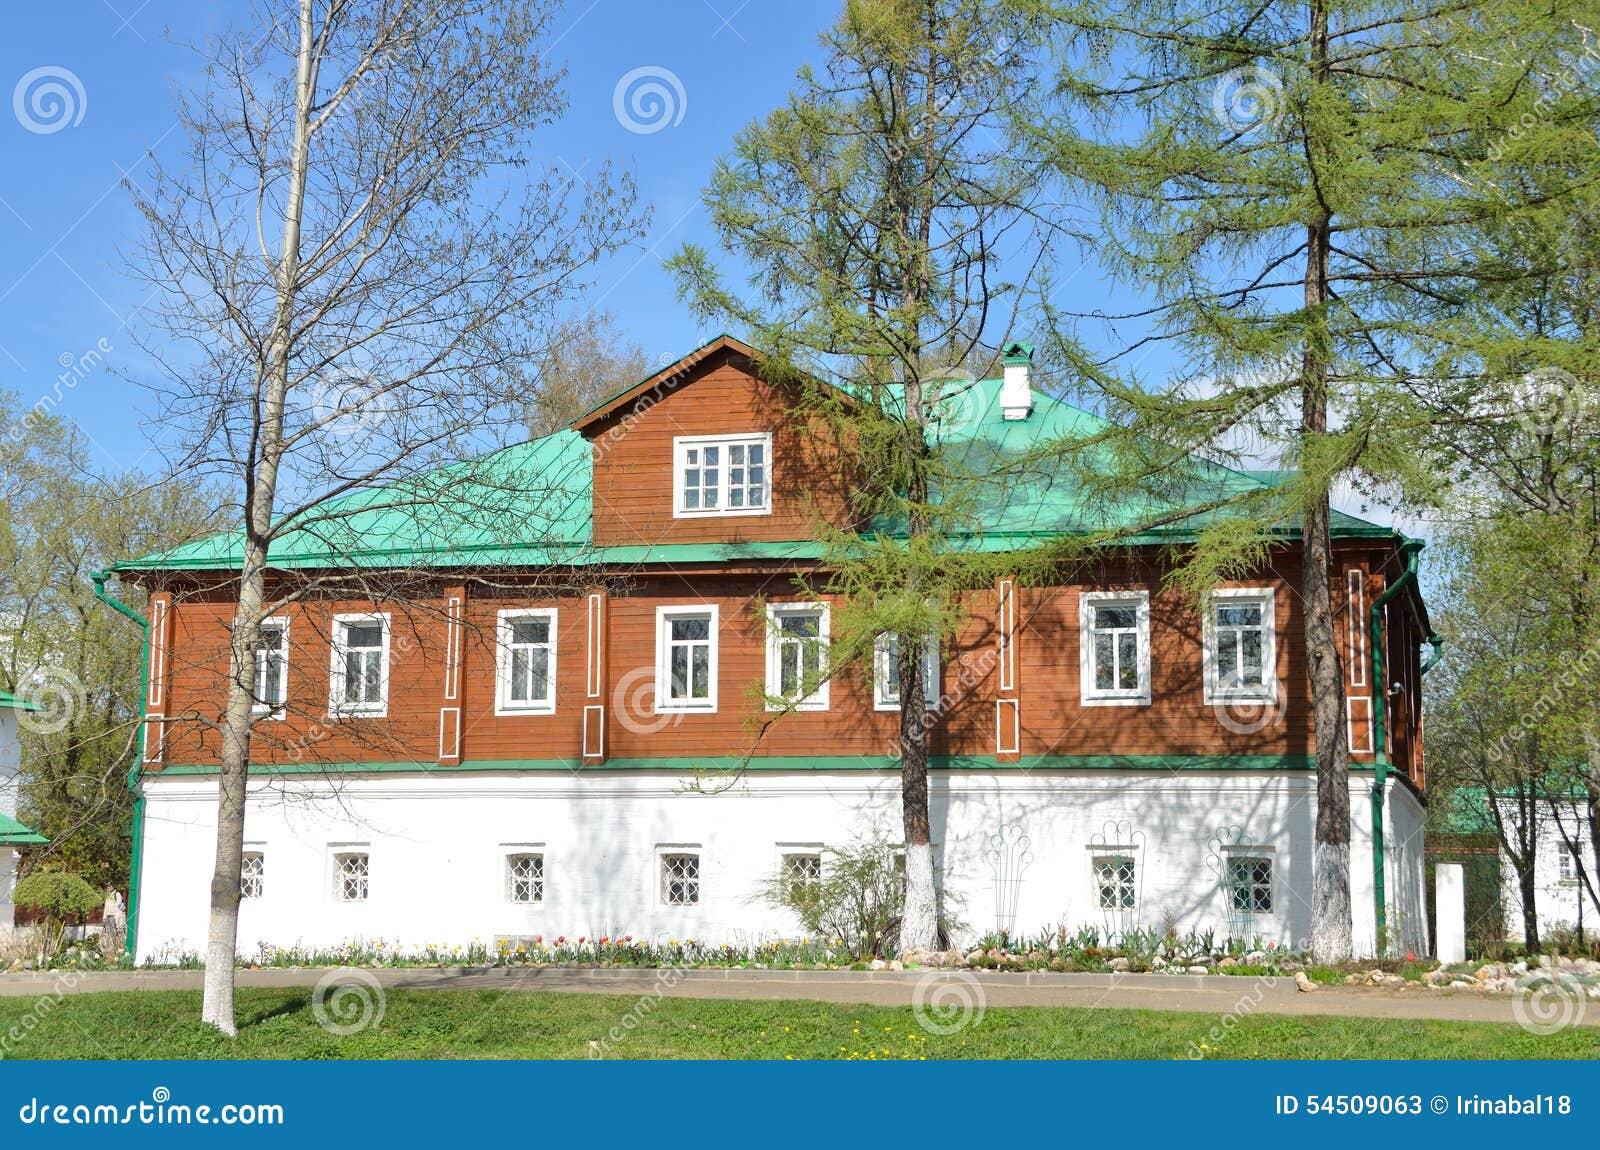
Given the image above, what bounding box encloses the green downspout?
[92,570,148,964]
[1368,539,1423,957]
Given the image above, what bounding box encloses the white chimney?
[999,341,1034,420]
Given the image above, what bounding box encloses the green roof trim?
[0,689,41,712]
[144,753,1336,778]
[0,812,47,845]
[113,338,1402,576]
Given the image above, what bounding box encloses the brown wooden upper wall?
[147,541,1423,784]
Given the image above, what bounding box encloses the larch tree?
[522,310,652,438]
[1034,0,1566,959]
[125,0,642,1033]
[670,0,1063,951]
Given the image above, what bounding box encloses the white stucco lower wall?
[134,768,1425,963]
[1496,803,1599,941]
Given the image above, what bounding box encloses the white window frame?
[328,612,391,717]
[252,616,290,719]
[503,845,546,905]
[1557,845,1579,885]
[873,633,940,711]
[672,432,773,518]
[240,849,266,900]
[1222,847,1275,915]
[656,844,702,907]
[765,602,830,711]
[1203,587,1278,704]
[1079,591,1151,706]
[655,605,718,713]
[1090,852,1137,911]
[330,846,371,904]
[495,608,558,715]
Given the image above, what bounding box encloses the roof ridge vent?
[1000,341,1034,421]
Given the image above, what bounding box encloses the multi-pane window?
[331,615,387,714]
[873,633,940,710]
[1207,589,1276,700]
[498,610,556,713]
[766,604,828,710]
[1558,846,1579,883]
[1226,855,1273,914]
[253,620,288,714]
[1092,855,1136,910]
[1080,593,1149,705]
[240,852,265,899]
[675,434,770,516]
[657,607,717,710]
[782,852,823,894]
[660,853,700,906]
[507,853,544,904]
[334,852,370,902]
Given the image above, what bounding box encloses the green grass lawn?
[2,988,1596,1060]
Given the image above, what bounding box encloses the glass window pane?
[1117,633,1137,689]
[672,617,709,641]
[1241,630,1263,684]
[345,623,382,649]
[671,647,689,697]
[1094,633,1113,690]
[1099,606,1136,630]
[511,618,548,645]
[510,649,529,700]
[691,648,709,697]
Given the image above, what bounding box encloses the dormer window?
[673,433,771,517]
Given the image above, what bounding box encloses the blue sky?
[1,0,913,476]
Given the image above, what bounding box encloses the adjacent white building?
[0,689,47,933]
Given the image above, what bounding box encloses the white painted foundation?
[134,768,1429,963]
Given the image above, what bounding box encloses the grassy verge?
[1,989,1595,1060]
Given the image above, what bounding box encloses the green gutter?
[1368,539,1423,956]
[92,570,148,963]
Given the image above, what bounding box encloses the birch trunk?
[199,0,314,1034]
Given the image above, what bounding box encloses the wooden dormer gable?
[572,335,861,548]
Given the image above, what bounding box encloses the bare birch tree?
[124,0,642,1033]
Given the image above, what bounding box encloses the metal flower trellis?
[1088,818,1146,944]
[1205,824,1259,942]
[985,824,1033,941]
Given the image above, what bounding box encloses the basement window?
[1226,855,1274,914]
[660,852,701,906]
[240,852,265,900]
[334,852,370,903]
[506,852,545,904]
[1092,855,1136,911]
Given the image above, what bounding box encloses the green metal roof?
[114,358,1397,575]
[0,689,40,712]
[0,812,47,845]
